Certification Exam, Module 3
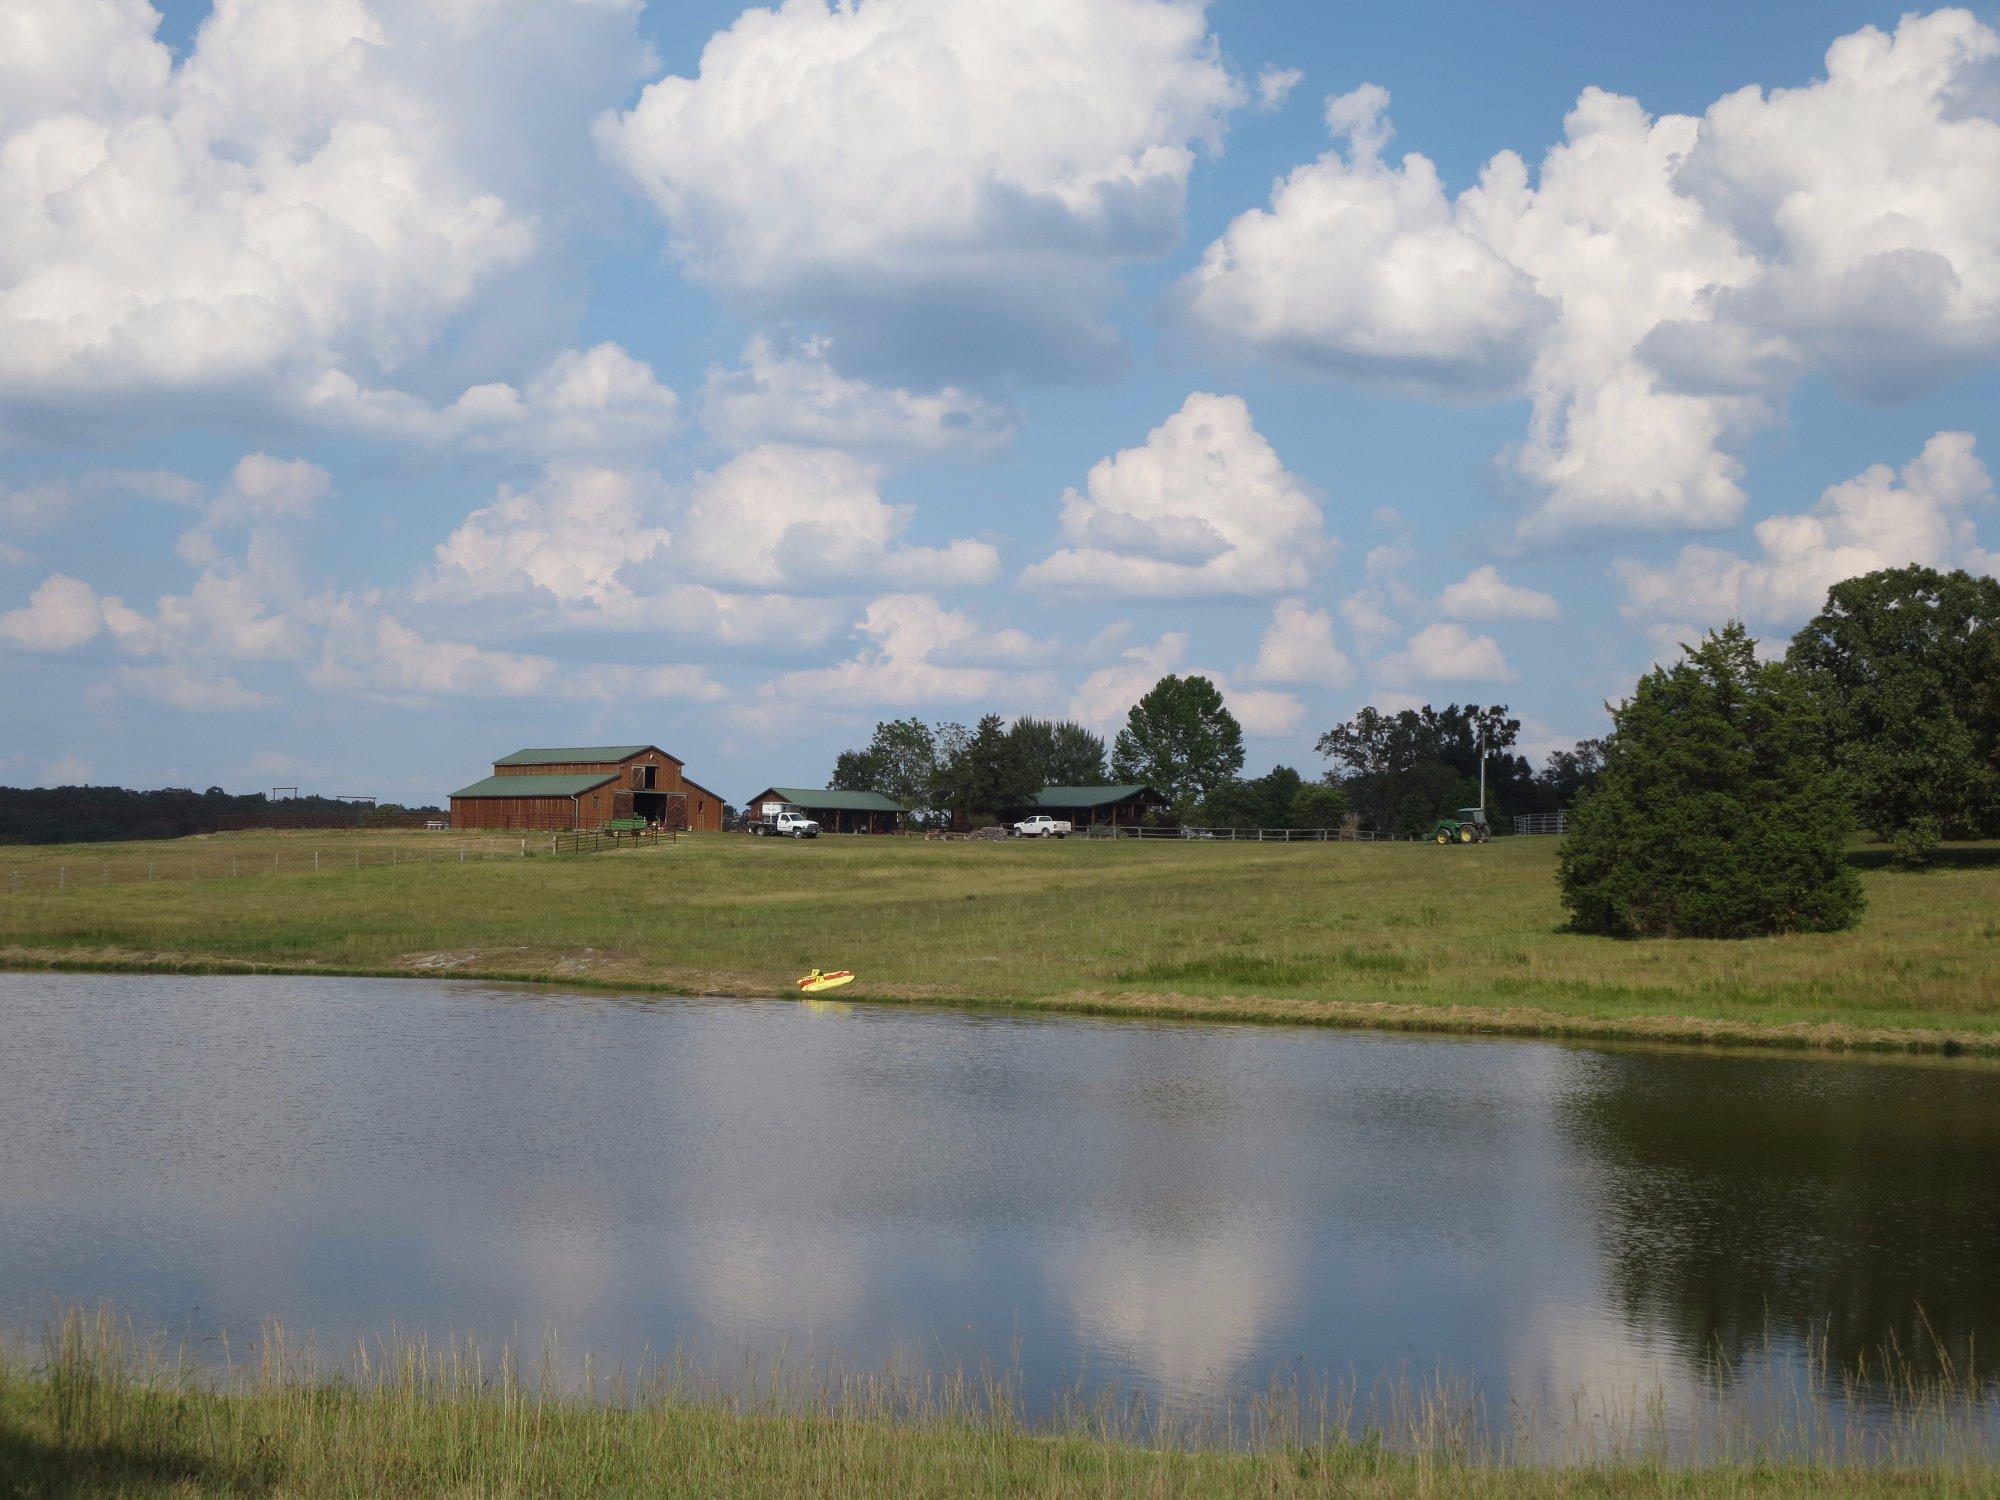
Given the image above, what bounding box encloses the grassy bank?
[3,1311,1994,1498]
[2,830,1997,1053]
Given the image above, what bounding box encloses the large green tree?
[828,718,942,818]
[1110,675,1244,813]
[934,714,1040,825]
[1786,566,2000,866]
[1536,739,1605,809]
[1198,765,1304,829]
[1315,703,1526,835]
[1290,781,1351,830]
[1560,623,1862,938]
[1005,717,1108,788]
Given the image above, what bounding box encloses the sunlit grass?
[2,1307,1994,1497]
[2,830,1997,1051]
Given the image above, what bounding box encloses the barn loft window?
[633,765,656,789]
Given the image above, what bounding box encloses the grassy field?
[4,1311,1994,1498]
[1,828,1998,1053]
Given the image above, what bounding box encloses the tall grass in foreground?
[3,1309,1996,1497]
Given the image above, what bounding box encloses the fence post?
[314,850,320,872]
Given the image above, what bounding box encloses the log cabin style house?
[742,787,910,834]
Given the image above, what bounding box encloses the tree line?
[827,566,1997,922]
[0,786,443,846]
[829,714,1111,826]
[829,676,1599,832]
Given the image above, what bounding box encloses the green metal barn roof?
[1031,785,1158,808]
[751,787,910,812]
[493,745,658,766]
[450,773,617,799]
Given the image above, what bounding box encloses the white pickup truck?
[1011,814,1072,838]
[753,809,820,838]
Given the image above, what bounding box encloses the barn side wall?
[450,795,586,831]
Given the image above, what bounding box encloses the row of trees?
[1559,565,2000,938]
[829,714,1110,825]
[827,674,1599,834]
[0,786,442,845]
[1312,702,1601,837]
[827,565,1996,893]
[828,676,1327,827]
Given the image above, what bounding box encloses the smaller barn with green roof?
[744,786,909,835]
[1016,785,1170,829]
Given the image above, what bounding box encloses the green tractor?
[1431,806,1491,845]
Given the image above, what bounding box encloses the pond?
[3,971,1997,1438]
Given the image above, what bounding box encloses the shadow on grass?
[0,1423,244,1498]
[1846,844,2000,872]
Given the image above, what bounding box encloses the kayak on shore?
[796,969,855,994]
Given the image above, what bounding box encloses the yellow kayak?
[796,969,855,994]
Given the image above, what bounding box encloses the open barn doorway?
[630,790,688,830]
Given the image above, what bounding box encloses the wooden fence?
[1076,825,1407,842]
[544,828,676,856]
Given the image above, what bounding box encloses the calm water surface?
[4,971,1997,1423]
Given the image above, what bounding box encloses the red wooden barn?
[449,745,727,832]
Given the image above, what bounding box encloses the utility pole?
[1478,723,1487,814]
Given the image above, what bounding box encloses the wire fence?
[1076,825,1409,842]
[1513,811,1569,836]
[2,830,676,896]
[544,828,677,856]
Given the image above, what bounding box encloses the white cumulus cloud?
[1248,598,1352,686]
[678,445,1001,594]
[425,462,673,614]
[0,0,650,429]
[1067,627,1303,737]
[763,594,1054,711]
[1615,430,1997,628]
[699,335,1013,455]
[0,573,133,650]
[1020,392,1327,599]
[1179,13,2000,543]
[103,662,271,711]
[299,344,681,457]
[599,0,1243,381]
[1437,564,1559,620]
[1374,621,1516,684]
[1178,84,1553,397]
[1255,66,1303,112]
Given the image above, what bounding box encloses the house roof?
[451,773,617,799]
[1031,784,1161,809]
[750,786,910,813]
[493,745,674,767]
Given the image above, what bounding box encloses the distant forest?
[0,786,443,846]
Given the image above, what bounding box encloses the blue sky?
[4,0,1997,806]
